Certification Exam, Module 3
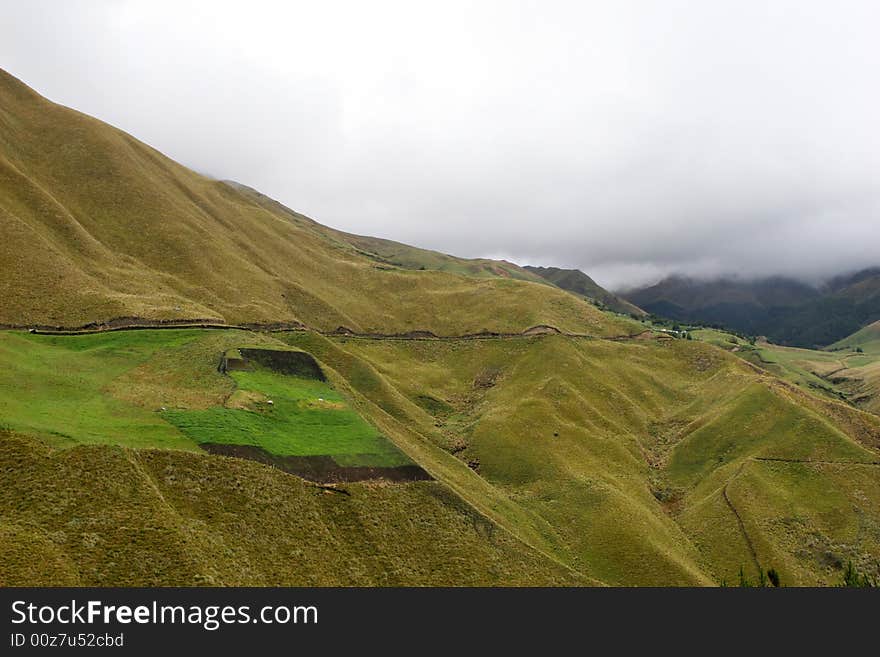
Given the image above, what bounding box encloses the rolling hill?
[0,68,634,338]
[3,326,879,585]
[622,271,880,347]
[1,68,879,586]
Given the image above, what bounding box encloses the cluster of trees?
[639,293,880,349]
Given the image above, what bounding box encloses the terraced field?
[0,330,417,481]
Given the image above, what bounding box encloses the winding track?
[722,461,762,575]
[9,317,650,342]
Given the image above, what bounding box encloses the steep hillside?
[0,69,635,338]
[524,265,645,316]
[689,320,880,421]
[5,327,877,585]
[288,332,880,585]
[622,271,880,347]
[0,433,587,586]
[691,327,880,416]
[224,180,548,284]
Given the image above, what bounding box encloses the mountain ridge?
[0,68,635,338]
[2,67,880,587]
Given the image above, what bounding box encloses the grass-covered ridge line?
[524,265,646,317]
[0,69,639,339]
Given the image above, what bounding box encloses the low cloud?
[2,0,878,289]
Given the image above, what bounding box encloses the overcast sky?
[2,1,878,289]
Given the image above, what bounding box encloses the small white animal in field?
[267,400,274,405]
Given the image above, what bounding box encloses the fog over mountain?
[2,1,878,289]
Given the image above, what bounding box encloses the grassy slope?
[0,330,409,467]
[2,327,879,585]
[2,67,878,586]
[164,370,410,466]
[0,330,201,450]
[0,329,592,585]
[691,329,850,402]
[0,434,587,586]
[830,320,880,350]
[277,332,880,585]
[329,229,545,282]
[0,69,636,338]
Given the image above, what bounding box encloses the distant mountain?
[4,66,880,588]
[523,266,645,316]
[621,269,880,347]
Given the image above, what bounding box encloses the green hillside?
[2,67,879,587]
[0,69,634,338]
[283,331,880,585]
[830,320,880,351]
[0,433,586,586]
[690,325,880,418]
[827,321,880,415]
[0,330,419,481]
[3,327,878,585]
